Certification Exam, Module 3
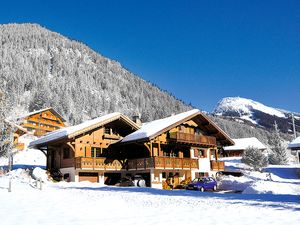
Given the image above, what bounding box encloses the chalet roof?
[121,109,234,146]
[16,107,66,122]
[29,112,139,147]
[223,137,267,151]
[4,119,28,133]
[288,136,300,149]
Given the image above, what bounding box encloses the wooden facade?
[30,110,234,188]
[17,108,66,137]
[30,113,140,183]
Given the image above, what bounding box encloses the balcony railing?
[75,157,123,170]
[168,132,217,146]
[210,160,225,171]
[127,157,198,170]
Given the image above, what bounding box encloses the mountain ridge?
[213,97,300,134]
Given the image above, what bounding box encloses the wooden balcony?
[127,157,198,170]
[168,132,216,146]
[15,143,25,150]
[75,157,123,170]
[210,160,225,171]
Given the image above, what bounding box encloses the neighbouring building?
[29,109,234,188]
[16,107,66,137]
[223,137,267,157]
[4,119,28,150]
[288,136,300,163]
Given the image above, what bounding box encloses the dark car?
[115,177,134,187]
[186,177,217,192]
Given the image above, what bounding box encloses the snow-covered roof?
[4,119,28,133]
[29,112,139,147]
[121,109,234,146]
[16,107,66,122]
[121,109,200,143]
[288,136,300,149]
[223,137,267,151]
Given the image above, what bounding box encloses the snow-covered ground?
[0,134,46,169]
[0,169,299,225]
[0,138,299,225]
[219,157,300,195]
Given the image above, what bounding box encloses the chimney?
[132,113,142,126]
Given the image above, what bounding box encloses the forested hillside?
[0,23,294,143]
[0,23,190,124]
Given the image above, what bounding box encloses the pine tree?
[268,121,289,165]
[241,147,268,171]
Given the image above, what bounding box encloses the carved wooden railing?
[210,160,225,171]
[127,157,198,170]
[75,157,123,170]
[168,132,217,146]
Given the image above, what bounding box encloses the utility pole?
[292,113,297,139]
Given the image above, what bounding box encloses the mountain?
[0,23,295,144]
[213,97,300,134]
[0,23,191,124]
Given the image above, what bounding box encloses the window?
[91,147,102,157]
[104,127,111,134]
[63,148,70,159]
[162,172,166,179]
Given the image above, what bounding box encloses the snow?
[32,167,49,182]
[288,136,300,149]
[218,157,300,195]
[121,109,200,143]
[223,137,267,151]
[14,107,65,122]
[214,97,286,118]
[0,171,300,225]
[0,134,46,169]
[29,112,124,146]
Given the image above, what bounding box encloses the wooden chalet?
[4,119,28,150]
[223,137,267,157]
[118,109,234,188]
[288,136,300,163]
[16,107,66,137]
[29,113,140,183]
[29,109,234,188]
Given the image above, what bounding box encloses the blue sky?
[1,0,300,113]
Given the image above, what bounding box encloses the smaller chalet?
[29,112,139,183]
[288,136,300,163]
[16,107,66,137]
[5,120,28,150]
[223,137,267,157]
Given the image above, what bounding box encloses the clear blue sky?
[1,0,300,113]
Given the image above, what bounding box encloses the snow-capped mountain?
[213,97,300,133]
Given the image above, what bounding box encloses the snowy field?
[0,167,299,225]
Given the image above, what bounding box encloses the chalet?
[223,137,267,157]
[288,136,300,163]
[16,107,66,137]
[4,119,28,150]
[29,109,234,188]
[119,109,234,188]
[29,113,140,183]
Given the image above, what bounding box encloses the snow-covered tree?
[268,121,289,165]
[0,91,14,162]
[241,147,268,171]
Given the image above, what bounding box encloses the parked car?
[115,177,134,187]
[133,175,146,187]
[186,177,217,192]
[115,175,146,187]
